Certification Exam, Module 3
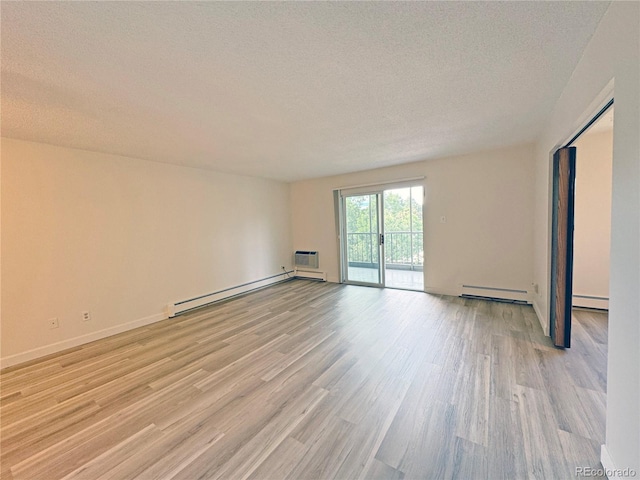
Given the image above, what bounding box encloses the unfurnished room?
[1,2,638,479]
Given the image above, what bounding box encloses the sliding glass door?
[342,193,384,286]
[340,184,424,291]
[383,186,424,291]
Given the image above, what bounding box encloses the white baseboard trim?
[424,286,460,297]
[599,444,638,478]
[573,295,609,310]
[0,312,166,370]
[168,273,291,317]
[600,444,618,478]
[532,298,549,336]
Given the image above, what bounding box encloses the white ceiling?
[1,1,610,182]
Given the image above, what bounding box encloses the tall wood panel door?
[550,147,577,348]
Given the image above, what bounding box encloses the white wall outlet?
[49,317,59,329]
[82,311,91,322]
[440,216,447,223]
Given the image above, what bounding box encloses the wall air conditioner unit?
[294,251,326,281]
[294,251,319,269]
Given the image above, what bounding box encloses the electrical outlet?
[82,311,91,322]
[49,317,59,329]
[440,216,447,223]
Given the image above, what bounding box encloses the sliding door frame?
[340,190,385,287]
[547,96,613,347]
[336,176,426,289]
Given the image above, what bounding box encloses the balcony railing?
[347,232,423,270]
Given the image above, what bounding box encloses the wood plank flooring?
[1,280,608,479]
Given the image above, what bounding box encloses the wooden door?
[550,147,576,348]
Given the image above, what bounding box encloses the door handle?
[379,234,384,245]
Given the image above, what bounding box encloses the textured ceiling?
[1,1,610,181]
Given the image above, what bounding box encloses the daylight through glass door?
[383,186,424,291]
[343,193,383,285]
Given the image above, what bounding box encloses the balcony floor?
[347,266,424,291]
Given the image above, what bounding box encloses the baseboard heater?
[294,268,327,282]
[293,250,326,281]
[573,294,609,310]
[460,284,529,304]
[166,271,294,318]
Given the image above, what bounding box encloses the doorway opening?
[571,107,613,312]
[340,183,424,291]
[549,101,613,347]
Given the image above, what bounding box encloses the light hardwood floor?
[1,280,608,480]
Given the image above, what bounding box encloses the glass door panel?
[383,186,424,291]
[343,193,383,286]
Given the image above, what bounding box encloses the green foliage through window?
[345,187,424,267]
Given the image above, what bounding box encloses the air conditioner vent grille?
[294,251,319,269]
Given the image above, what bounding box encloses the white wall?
[573,129,613,309]
[291,143,535,298]
[1,138,293,366]
[532,2,639,472]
